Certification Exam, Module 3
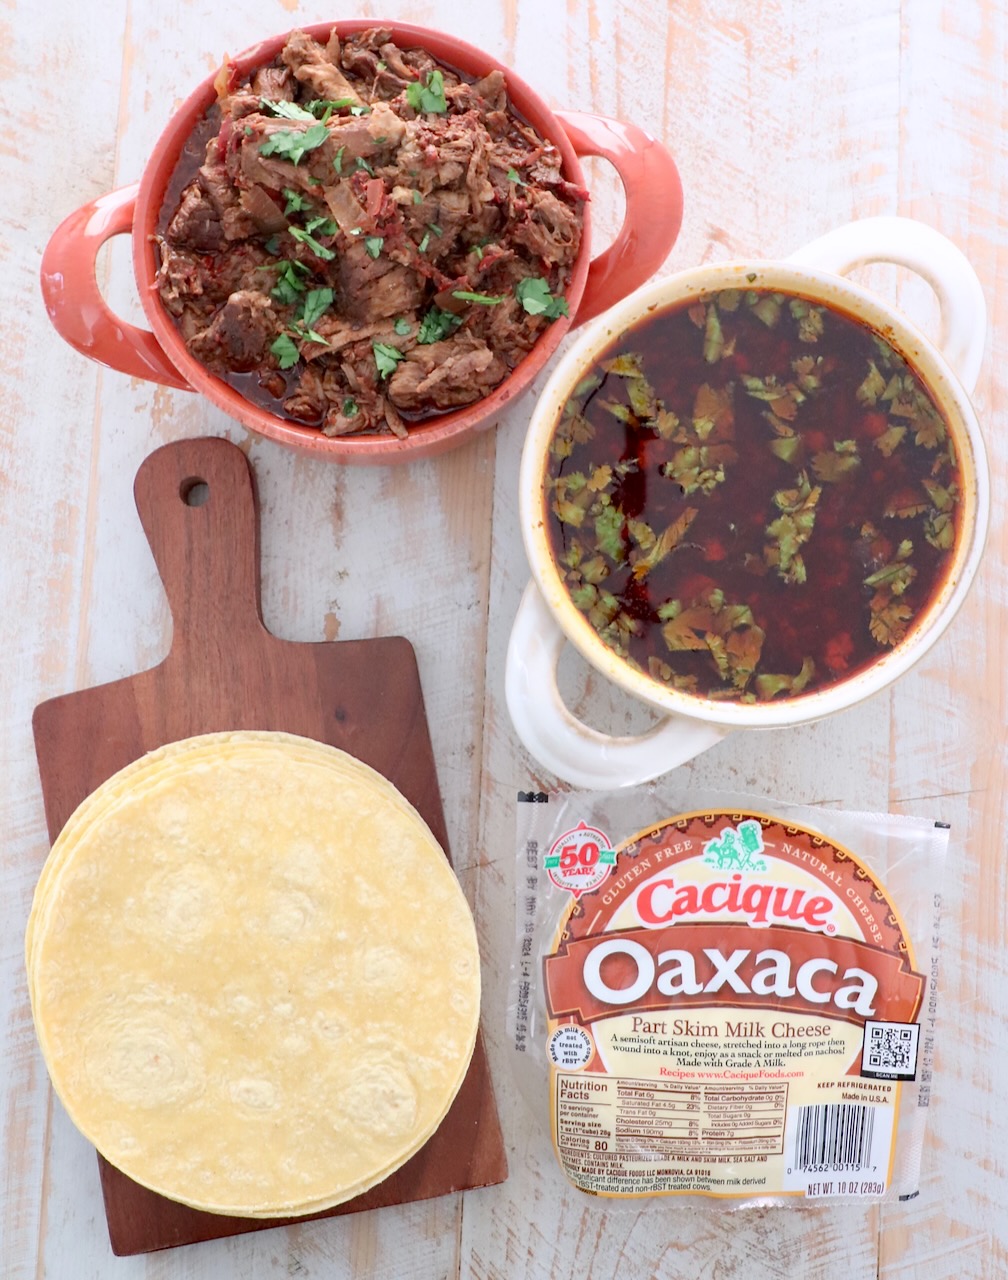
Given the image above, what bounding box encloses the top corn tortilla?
[26,733,413,978]
[27,732,481,1217]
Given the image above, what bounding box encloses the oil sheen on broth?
[544,288,961,702]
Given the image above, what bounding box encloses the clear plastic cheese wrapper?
[508,789,947,1206]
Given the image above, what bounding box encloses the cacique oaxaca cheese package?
[508,789,947,1207]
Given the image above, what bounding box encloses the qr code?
[860,1020,920,1080]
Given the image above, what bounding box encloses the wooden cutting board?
[31,436,507,1256]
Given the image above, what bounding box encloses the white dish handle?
[505,582,726,789]
[786,215,986,393]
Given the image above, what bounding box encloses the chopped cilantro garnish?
[427,222,443,237]
[412,189,423,204]
[304,215,338,236]
[515,276,569,319]
[267,260,310,306]
[332,146,346,174]
[283,188,312,215]
[260,99,317,122]
[506,167,526,187]
[291,324,328,347]
[354,156,376,176]
[349,104,371,116]
[418,232,431,253]
[288,226,335,260]
[307,97,356,118]
[271,333,300,369]
[417,306,462,344]
[299,287,334,331]
[393,317,412,336]
[365,236,384,259]
[373,342,405,379]
[452,290,504,305]
[405,68,448,114]
[342,397,359,417]
[258,123,329,166]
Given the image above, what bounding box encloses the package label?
[542,810,925,1199]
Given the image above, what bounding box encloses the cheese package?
[27,732,481,1218]
[509,790,946,1205]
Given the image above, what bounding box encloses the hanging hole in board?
[180,478,210,507]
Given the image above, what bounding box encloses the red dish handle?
[40,185,192,391]
[556,109,683,327]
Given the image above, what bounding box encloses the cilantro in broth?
[544,285,963,701]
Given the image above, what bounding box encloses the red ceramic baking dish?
[41,20,683,463]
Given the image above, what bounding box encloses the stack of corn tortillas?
[26,731,481,1218]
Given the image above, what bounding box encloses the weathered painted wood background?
[3,0,1005,1275]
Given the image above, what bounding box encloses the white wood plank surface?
[3,1,1005,1276]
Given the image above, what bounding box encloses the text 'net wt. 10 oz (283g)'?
[508,790,947,1206]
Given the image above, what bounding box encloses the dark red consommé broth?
[544,287,962,703]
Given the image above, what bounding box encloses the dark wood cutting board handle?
[133,438,267,661]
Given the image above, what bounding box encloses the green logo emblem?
[702,818,767,872]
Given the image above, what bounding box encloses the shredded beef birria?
[155,27,588,437]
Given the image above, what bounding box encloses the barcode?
[793,1104,876,1172]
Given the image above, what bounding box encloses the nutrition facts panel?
[554,1075,789,1164]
